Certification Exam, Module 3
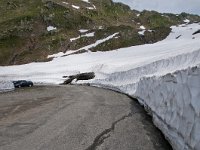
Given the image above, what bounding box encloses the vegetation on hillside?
[0,0,200,65]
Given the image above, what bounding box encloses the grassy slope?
[0,0,200,65]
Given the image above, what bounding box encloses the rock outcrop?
[62,72,95,84]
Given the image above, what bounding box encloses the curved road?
[0,85,172,150]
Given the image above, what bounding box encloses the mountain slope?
[1,0,200,66]
[1,6,200,150]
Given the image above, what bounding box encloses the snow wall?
[135,66,200,150]
[0,81,14,93]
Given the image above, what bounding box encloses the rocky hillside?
[0,0,200,65]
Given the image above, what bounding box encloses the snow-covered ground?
[0,23,200,149]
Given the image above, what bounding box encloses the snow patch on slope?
[138,30,145,35]
[62,2,68,5]
[72,5,80,9]
[70,32,95,42]
[79,32,119,51]
[81,0,90,3]
[139,25,146,30]
[184,19,190,23]
[48,33,118,58]
[47,26,57,31]
[79,29,88,33]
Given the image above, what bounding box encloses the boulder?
[76,72,95,81]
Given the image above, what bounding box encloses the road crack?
[85,111,141,150]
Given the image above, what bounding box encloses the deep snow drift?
[0,23,200,149]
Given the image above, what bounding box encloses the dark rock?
[62,78,75,85]
[76,72,95,81]
[192,29,200,35]
[62,72,95,84]
[176,35,181,39]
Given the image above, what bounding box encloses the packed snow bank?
[92,48,200,92]
[135,65,200,150]
[0,81,14,93]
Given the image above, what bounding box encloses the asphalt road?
[0,85,172,150]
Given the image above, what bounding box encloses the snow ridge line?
[92,48,200,93]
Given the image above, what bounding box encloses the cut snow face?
[135,65,200,150]
[47,26,57,31]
